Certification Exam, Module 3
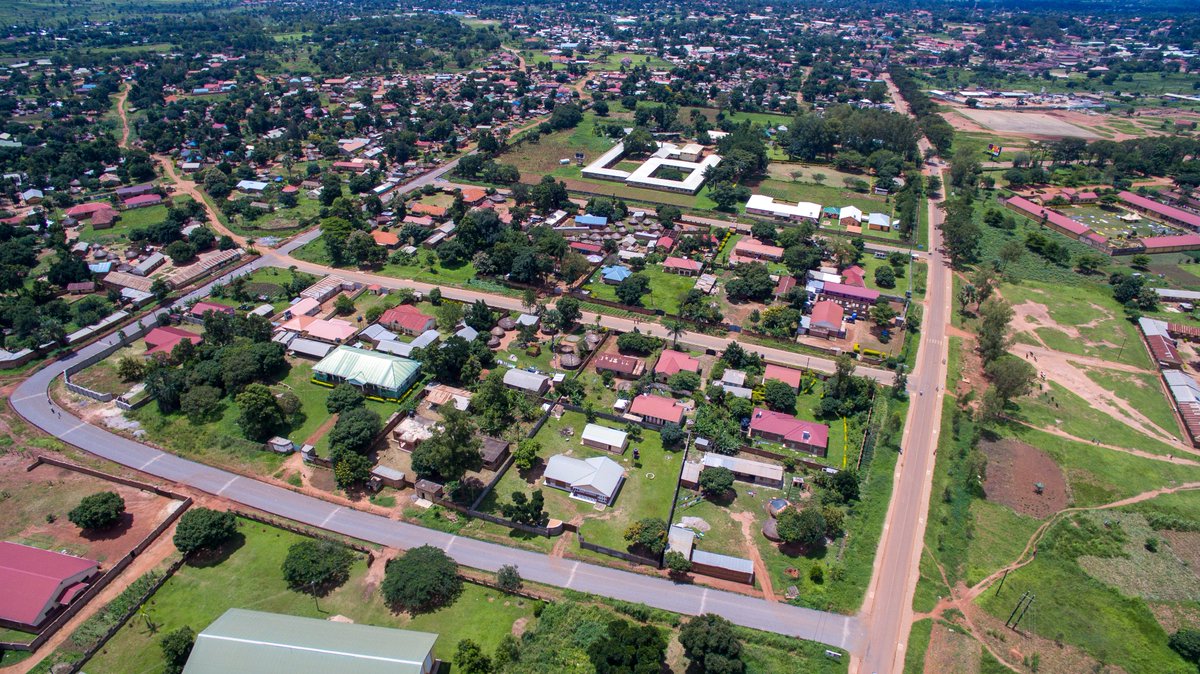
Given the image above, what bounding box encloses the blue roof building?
[600,265,631,284]
[575,214,608,227]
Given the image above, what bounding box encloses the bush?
[160,626,195,674]
[665,550,692,574]
[325,384,365,414]
[173,508,238,555]
[698,466,735,498]
[679,614,744,674]
[497,564,522,592]
[380,545,462,612]
[776,507,826,547]
[281,539,354,594]
[68,491,125,530]
[1170,628,1200,665]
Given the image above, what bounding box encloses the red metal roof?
[810,300,844,329]
[1140,234,1200,251]
[1146,333,1182,366]
[629,394,684,423]
[654,349,699,376]
[380,305,435,334]
[764,364,804,389]
[1005,196,1091,237]
[749,408,829,449]
[663,256,702,272]
[1120,191,1200,230]
[822,281,880,302]
[0,542,97,626]
[145,326,203,355]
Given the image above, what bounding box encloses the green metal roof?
[182,609,438,674]
[312,345,420,392]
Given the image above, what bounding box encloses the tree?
[660,422,685,448]
[236,383,284,442]
[180,384,223,423]
[173,508,237,555]
[454,639,494,674]
[331,449,372,489]
[587,619,667,674]
[328,406,382,455]
[668,370,702,392]
[501,490,547,526]
[762,379,797,413]
[496,564,522,592]
[874,265,896,289]
[870,299,899,327]
[624,126,656,155]
[1170,629,1200,666]
[380,545,462,613]
[724,263,774,302]
[282,540,354,594]
[513,438,540,471]
[776,507,826,547]
[334,294,355,315]
[615,273,651,306]
[985,355,1037,406]
[664,550,692,574]
[164,240,196,264]
[556,297,581,327]
[117,356,146,382]
[666,319,687,348]
[160,626,195,674]
[326,384,365,414]
[998,239,1025,269]
[1131,254,1152,270]
[623,518,668,555]
[698,466,735,498]
[68,491,125,530]
[470,369,517,434]
[616,331,661,354]
[412,407,482,481]
[977,297,1014,365]
[679,614,744,674]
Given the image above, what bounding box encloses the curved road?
[10,297,863,652]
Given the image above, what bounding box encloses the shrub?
[160,626,195,674]
[380,545,462,613]
[281,539,354,594]
[68,491,125,531]
[173,508,238,555]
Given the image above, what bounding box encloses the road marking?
[61,422,88,437]
[700,588,709,613]
[13,393,44,402]
[445,536,457,554]
[566,561,580,587]
[139,454,163,471]
[216,476,238,496]
[320,507,343,527]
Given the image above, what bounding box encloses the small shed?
[414,479,444,501]
[581,423,629,454]
[266,437,295,454]
[369,465,406,491]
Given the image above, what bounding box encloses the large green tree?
[380,545,462,613]
[411,407,482,482]
[68,491,125,530]
[173,508,238,555]
[281,540,354,595]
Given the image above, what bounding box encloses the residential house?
[503,369,550,395]
[593,353,645,378]
[748,408,830,456]
[654,349,700,379]
[581,423,629,453]
[543,454,625,505]
[629,394,685,426]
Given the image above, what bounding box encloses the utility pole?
[1012,594,1035,631]
[1005,591,1029,628]
[994,568,1009,596]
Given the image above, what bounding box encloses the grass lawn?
[290,237,479,286]
[484,410,680,553]
[1083,368,1180,440]
[76,201,177,245]
[903,619,932,674]
[230,194,322,237]
[83,519,540,674]
[583,265,698,315]
[1010,380,1180,456]
[71,343,146,396]
[751,178,889,219]
[588,51,674,71]
[999,280,1153,371]
[974,510,1194,674]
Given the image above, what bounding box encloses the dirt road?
[114,83,131,150]
[154,155,247,246]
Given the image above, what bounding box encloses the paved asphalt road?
[10,310,863,651]
[857,75,956,674]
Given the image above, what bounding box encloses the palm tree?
[666,320,686,348]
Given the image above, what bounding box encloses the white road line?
[700,588,709,614]
[566,561,580,587]
[61,422,89,437]
[13,393,44,402]
[445,536,457,554]
[139,454,163,471]
[216,476,238,496]
[320,507,343,527]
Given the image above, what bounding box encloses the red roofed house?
[1004,196,1094,241]
[662,256,702,276]
[570,241,604,256]
[460,187,488,205]
[629,394,685,426]
[1119,191,1200,231]
[821,281,880,310]
[841,265,865,288]
[774,275,796,299]
[65,202,118,223]
[807,300,845,339]
[0,542,99,629]
[593,353,645,379]
[410,203,448,219]
[656,235,675,252]
[654,349,700,379]
[144,326,204,356]
[190,301,234,321]
[371,230,400,249]
[379,305,436,336]
[1138,234,1200,254]
[748,408,830,456]
[123,194,164,209]
[764,364,804,390]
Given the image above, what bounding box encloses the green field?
[483,410,679,553]
[583,264,698,315]
[82,519,539,673]
[76,199,190,245]
[291,237,479,286]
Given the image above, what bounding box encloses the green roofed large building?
[311,345,420,400]
[182,608,438,674]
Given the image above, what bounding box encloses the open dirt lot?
[0,458,181,564]
[980,438,1069,519]
[955,108,1101,139]
[924,623,981,674]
